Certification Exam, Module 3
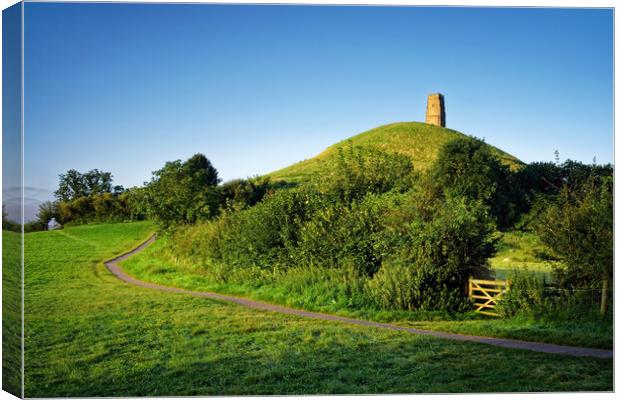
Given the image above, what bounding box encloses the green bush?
[366,194,496,311]
[163,141,501,313]
[366,260,469,312]
[495,271,548,318]
[144,153,221,226]
[219,176,271,210]
[314,143,416,203]
[496,270,612,321]
[294,192,403,275]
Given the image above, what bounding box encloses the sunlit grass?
[23,222,612,395]
[268,122,523,182]
[122,233,612,349]
[489,231,561,280]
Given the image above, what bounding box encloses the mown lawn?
[23,222,612,396]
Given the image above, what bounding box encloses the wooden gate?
[468,278,510,317]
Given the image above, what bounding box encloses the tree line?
[7,138,612,316]
[22,154,271,231]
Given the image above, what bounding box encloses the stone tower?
[425,93,445,127]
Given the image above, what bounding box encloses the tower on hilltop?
[425,93,445,127]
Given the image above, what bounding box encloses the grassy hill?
[268,122,523,183]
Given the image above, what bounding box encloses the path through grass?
[24,222,612,396]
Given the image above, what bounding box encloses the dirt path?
[105,235,613,359]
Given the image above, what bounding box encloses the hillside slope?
[268,122,523,182]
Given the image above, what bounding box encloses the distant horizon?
[5,3,615,221]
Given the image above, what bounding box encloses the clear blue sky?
[24,3,613,200]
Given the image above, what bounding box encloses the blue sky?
[23,3,613,203]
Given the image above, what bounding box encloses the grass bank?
[23,222,612,395]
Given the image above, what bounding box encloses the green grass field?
[19,222,613,395]
[489,231,560,280]
[268,122,523,182]
[2,230,22,396]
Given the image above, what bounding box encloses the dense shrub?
[366,194,496,311]
[183,187,325,269]
[534,175,613,315]
[219,176,271,210]
[495,271,548,318]
[293,192,404,275]
[514,160,613,218]
[316,143,416,203]
[430,137,518,228]
[144,154,221,227]
[56,191,142,225]
[496,270,611,321]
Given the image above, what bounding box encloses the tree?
[2,205,20,232]
[430,137,517,228]
[535,176,613,316]
[55,169,87,201]
[219,177,271,210]
[36,201,59,225]
[144,154,221,226]
[55,169,116,202]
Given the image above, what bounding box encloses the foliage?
[293,192,403,276]
[2,205,20,232]
[367,194,496,311]
[219,176,271,210]
[496,269,612,332]
[161,144,499,313]
[54,169,115,202]
[495,271,548,318]
[315,143,416,203]
[24,220,47,233]
[534,176,613,288]
[37,201,59,225]
[514,160,613,218]
[429,136,518,228]
[143,153,221,226]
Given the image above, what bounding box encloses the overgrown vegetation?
[157,142,505,313]
[121,130,612,342]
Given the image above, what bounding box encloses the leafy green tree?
[55,169,87,201]
[219,176,271,210]
[535,176,613,316]
[83,169,113,195]
[2,205,20,232]
[430,137,517,228]
[36,201,59,225]
[55,169,115,201]
[145,154,221,226]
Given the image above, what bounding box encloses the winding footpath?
[105,235,613,359]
